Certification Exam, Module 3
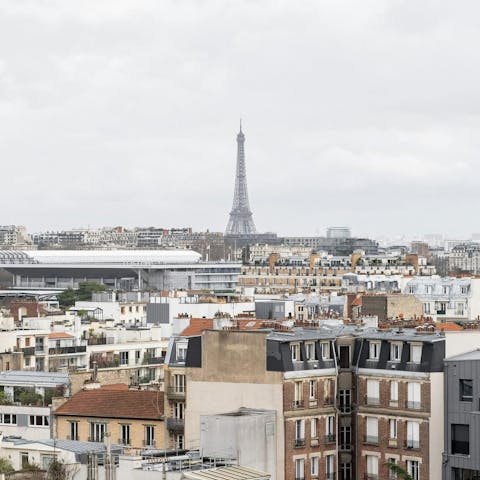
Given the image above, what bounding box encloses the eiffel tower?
[225,122,257,235]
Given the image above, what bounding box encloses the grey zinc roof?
[0,371,68,387]
[445,349,480,362]
[182,466,270,480]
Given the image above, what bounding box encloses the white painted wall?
[429,372,444,480]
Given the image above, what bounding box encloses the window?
[389,419,397,439]
[309,380,316,399]
[366,455,378,477]
[407,382,421,409]
[366,379,380,405]
[460,379,473,402]
[340,426,351,450]
[410,344,422,363]
[120,424,130,445]
[90,422,106,442]
[406,460,419,480]
[321,342,330,360]
[369,341,380,360]
[339,389,351,413]
[295,458,305,480]
[135,350,141,363]
[294,381,303,407]
[176,434,184,449]
[324,378,333,404]
[305,342,316,361]
[29,415,49,427]
[366,417,379,444]
[173,374,186,393]
[69,421,78,441]
[176,344,187,361]
[325,455,335,478]
[423,302,431,314]
[311,456,319,477]
[406,421,420,449]
[145,425,155,447]
[310,418,318,440]
[390,342,402,362]
[174,402,185,419]
[21,453,29,469]
[339,345,350,368]
[340,462,352,480]
[452,424,469,455]
[456,302,465,316]
[390,380,398,404]
[326,415,335,442]
[387,458,397,480]
[119,351,129,365]
[295,419,305,446]
[291,343,301,362]
[1,414,17,425]
[41,455,55,470]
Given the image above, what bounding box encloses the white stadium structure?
[0,250,240,292]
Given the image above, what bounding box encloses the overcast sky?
[1,0,480,237]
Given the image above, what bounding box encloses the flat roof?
[445,349,480,362]
[0,371,68,387]
[182,466,270,480]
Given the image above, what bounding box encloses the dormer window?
[410,344,422,364]
[369,341,380,360]
[321,342,330,360]
[390,342,402,362]
[305,342,316,361]
[176,343,187,362]
[291,343,301,362]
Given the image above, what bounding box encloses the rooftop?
[182,466,270,480]
[0,371,68,387]
[445,348,480,362]
[48,332,74,339]
[54,387,164,420]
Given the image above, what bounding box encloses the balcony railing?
[66,435,79,441]
[166,417,184,432]
[324,397,334,406]
[364,435,379,445]
[292,400,304,410]
[143,356,165,365]
[118,438,131,446]
[405,440,420,449]
[325,475,336,480]
[364,475,379,480]
[324,434,336,444]
[365,396,380,406]
[405,401,422,410]
[22,347,35,356]
[294,438,306,448]
[308,399,318,408]
[167,387,186,399]
[49,346,87,355]
[143,440,156,447]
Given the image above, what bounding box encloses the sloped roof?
[435,322,463,332]
[48,332,74,339]
[54,387,164,420]
[180,318,265,336]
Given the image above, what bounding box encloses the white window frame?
[369,341,380,360]
[390,342,402,362]
[295,458,305,480]
[407,382,421,410]
[366,455,378,476]
[410,344,422,363]
[310,418,318,439]
[366,379,380,404]
[389,419,397,439]
[305,342,316,361]
[309,380,316,399]
[311,456,319,477]
[321,341,330,360]
[406,459,420,480]
[390,380,398,403]
[291,343,301,362]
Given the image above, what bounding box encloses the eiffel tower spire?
[225,122,257,235]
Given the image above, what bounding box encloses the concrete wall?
[430,372,444,480]
[186,331,284,480]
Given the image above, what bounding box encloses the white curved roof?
[1,250,201,265]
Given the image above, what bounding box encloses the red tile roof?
[436,322,463,331]
[180,318,264,336]
[48,332,74,339]
[54,387,164,420]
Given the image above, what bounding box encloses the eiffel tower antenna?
[225,122,256,235]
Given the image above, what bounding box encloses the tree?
[0,391,13,405]
[0,457,14,474]
[47,459,79,480]
[385,461,413,480]
[57,288,77,309]
[76,282,107,301]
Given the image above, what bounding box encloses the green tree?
[0,456,14,474]
[76,282,107,301]
[0,390,13,405]
[57,288,77,308]
[385,461,413,480]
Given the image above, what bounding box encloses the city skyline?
[2,1,480,236]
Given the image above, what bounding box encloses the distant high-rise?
[225,123,257,235]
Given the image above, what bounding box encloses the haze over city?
[1,0,480,236]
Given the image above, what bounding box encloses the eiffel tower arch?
[225,123,257,235]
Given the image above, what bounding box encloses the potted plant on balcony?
[385,461,413,480]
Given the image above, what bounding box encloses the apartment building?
[448,243,480,274]
[443,350,480,480]
[54,384,165,449]
[404,277,480,321]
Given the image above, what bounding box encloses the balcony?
[364,435,379,445]
[167,387,186,400]
[292,400,304,410]
[324,434,336,444]
[143,356,165,365]
[310,437,319,447]
[364,475,379,480]
[22,347,35,356]
[308,399,318,408]
[143,440,156,448]
[66,435,79,441]
[49,346,87,355]
[294,438,306,448]
[388,438,397,447]
[405,440,420,449]
[405,400,422,410]
[365,396,380,406]
[166,417,184,432]
[118,438,131,446]
[324,397,334,406]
